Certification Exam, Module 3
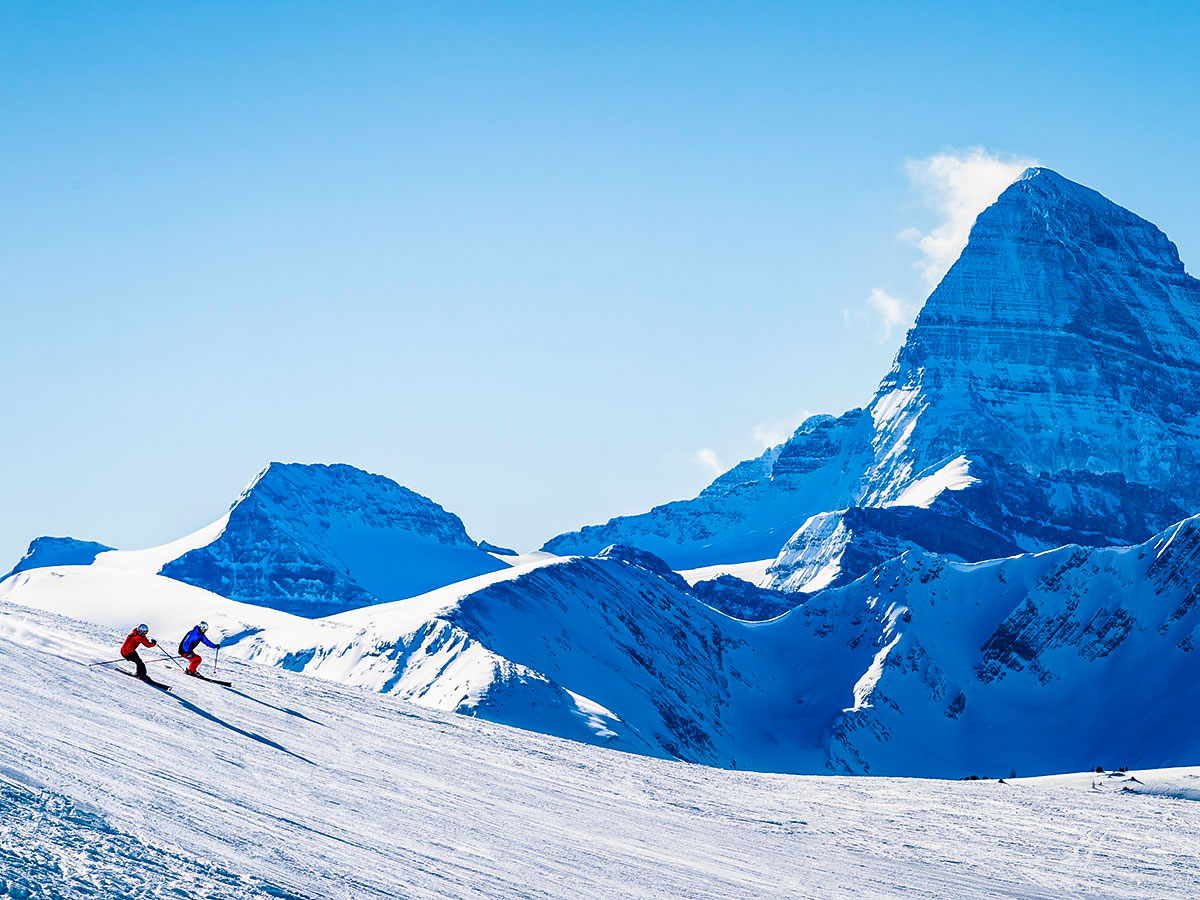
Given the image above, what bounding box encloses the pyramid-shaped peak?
[998,166,1133,215]
[158,460,510,616]
[1016,165,1072,186]
[233,461,466,526]
[241,461,401,497]
[964,167,1184,275]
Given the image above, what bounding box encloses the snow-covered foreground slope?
[2,601,1198,900]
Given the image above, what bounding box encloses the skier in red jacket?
[120,624,158,680]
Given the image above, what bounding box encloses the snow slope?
[2,600,1198,900]
[7,515,1200,779]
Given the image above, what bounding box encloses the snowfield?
[2,601,1198,899]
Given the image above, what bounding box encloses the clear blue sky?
[2,1,1198,563]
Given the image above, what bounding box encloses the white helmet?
[199,621,209,632]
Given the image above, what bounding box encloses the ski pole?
[158,644,188,673]
[214,644,219,676]
[90,653,187,667]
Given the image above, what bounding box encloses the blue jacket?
[180,625,218,655]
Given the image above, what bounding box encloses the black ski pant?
[122,651,147,679]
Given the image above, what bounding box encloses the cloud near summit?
[847,147,1037,346]
[901,147,1039,285]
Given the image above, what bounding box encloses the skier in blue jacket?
[178,621,220,676]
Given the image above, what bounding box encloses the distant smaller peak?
[3,536,115,580]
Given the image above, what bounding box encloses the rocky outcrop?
[763,449,1187,592]
[689,575,803,621]
[764,503,1021,593]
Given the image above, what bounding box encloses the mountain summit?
[156,463,511,615]
[545,169,1200,582]
[7,462,513,617]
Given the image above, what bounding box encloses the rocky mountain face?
[765,450,1188,592]
[544,169,1200,585]
[159,463,510,616]
[689,574,804,621]
[817,515,1200,776]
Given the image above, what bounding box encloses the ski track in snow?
[1,602,1197,899]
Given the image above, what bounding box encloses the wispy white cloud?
[902,147,1038,285]
[844,288,921,344]
[867,287,919,342]
[694,448,723,476]
[751,411,812,449]
[845,148,1036,346]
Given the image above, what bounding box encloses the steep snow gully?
[2,603,1198,900]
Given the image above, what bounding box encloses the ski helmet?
[199,621,209,632]
[137,624,149,633]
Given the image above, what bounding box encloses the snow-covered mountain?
[9,462,512,617]
[5,600,1195,899]
[5,168,1198,785]
[157,463,512,616]
[263,517,1200,777]
[2,535,115,579]
[545,168,1200,584]
[7,512,1200,777]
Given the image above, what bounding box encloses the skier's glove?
[150,640,157,646]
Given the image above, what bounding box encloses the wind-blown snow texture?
[2,602,1198,899]
[545,169,1200,588]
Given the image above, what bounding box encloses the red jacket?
[120,629,155,656]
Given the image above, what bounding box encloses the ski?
[116,669,173,691]
[186,671,232,687]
